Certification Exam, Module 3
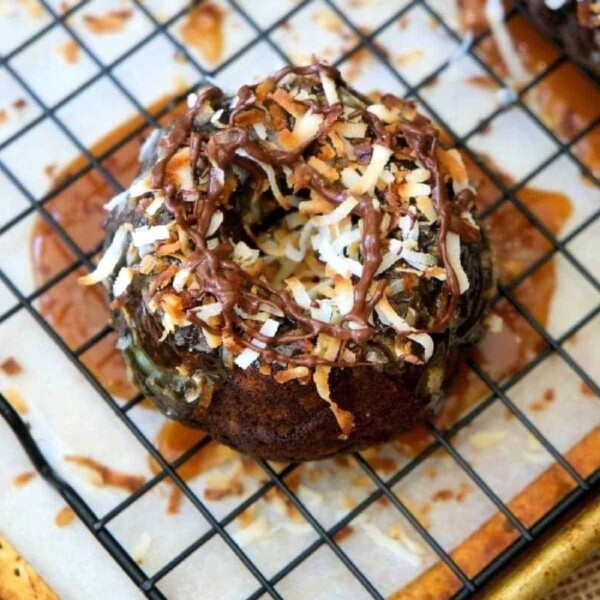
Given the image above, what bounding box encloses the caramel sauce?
[475,11,600,174]
[180,2,224,65]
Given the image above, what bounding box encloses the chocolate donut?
[81,64,496,461]
[520,0,600,75]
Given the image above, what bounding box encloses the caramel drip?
[146,64,468,365]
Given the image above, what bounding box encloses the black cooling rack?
[0,1,599,598]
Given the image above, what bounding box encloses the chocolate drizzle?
[144,63,479,368]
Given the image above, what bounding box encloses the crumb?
[57,39,80,64]
[398,15,410,29]
[334,455,352,468]
[65,455,145,492]
[456,482,472,502]
[312,6,344,34]
[44,164,58,180]
[12,471,35,487]
[424,466,436,479]
[377,495,390,506]
[333,525,354,543]
[3,388,28,415]
[464,75,497,89]
[55,506,75,528]
[83,9,133,34]
[427,16,439,29]
[173,51,188,64]
[351,474,371,487]
[12,98,27,110]
[1,357,22,376]
[543,388,555,402]
[369,457,397,474]
[203,476,244,501]
[236,505,257,528]
[529,400,546,412]
[0,110,7,125]
[580,381,597,397]
[504,407,515,420]
[166,484,182,515]
[432,488,454,502]
[18,0,44,19]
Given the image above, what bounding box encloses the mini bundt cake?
[80,63,496,461]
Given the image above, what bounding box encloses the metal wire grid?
[0,0,598,598]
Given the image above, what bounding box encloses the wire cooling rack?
[0,0,599,598]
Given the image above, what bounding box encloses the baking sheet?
[0,1,599,599]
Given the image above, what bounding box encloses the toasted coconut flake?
[408,333,434,362]
[133,532,152,565]
[311,299,334,323]
[192,302,223,322]
[312,196,357,227]
[145,195,164,216]
[285,277,312,309]
[350,144,393,195]
[359,522,423,567]
[522,450,551,465]
[320,70,340,106]
[307,156,339,182]
[253,121,267,140]
[334,121,368,138]
[104,190,129,212]
[202,328,222,349]
[236,149,289,209]
[78,225,128,285]
[375,252,402,276]
[399,181,431,198]
[271,87,307,118]
[485,0,528,85]
[314,366,354,439]
[313,233,363,279]
[274,366,310,384]
[113,267,134,297]
[132,225,170,248]
[400,215,419,240]
[139,254,157,275]
[235,319,280,370]
[341,167,361,189]
[367,104,399,123]
[438,148,472,194]
[333,276,354,315]
[445,232,470,294]
[375,295,413,333]
[405,168,430,183]
[469,430,507,449]
[416,195,437,223]
[128,176,152,199]
[401,248,437,271]
[292,109,324,147]
[232,241,260,268]
[172,268,191,292]
[235,516,271,547]
[206,211,223,237]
